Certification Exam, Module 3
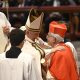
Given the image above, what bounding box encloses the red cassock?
[49,43,79,80]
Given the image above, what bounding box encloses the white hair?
[49,33,64,42]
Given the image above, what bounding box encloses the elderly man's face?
[26,30,40,41]
[46,33,56,47]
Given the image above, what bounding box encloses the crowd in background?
[0,0,80,41]
[0,0,80,7]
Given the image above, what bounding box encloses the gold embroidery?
[32,43,45,59]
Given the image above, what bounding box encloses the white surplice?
[0,51,41,80]
[0,12,11,53]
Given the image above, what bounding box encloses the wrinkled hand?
[2,26,10,36]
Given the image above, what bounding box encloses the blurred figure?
[1,0,9,7]
[0,12,11,53]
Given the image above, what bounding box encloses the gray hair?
[48,33,64,43]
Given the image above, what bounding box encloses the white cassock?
[0,51,41,80]
[22,36,43,80]
[0,12,11,53]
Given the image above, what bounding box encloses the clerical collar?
[6,46,21,58]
